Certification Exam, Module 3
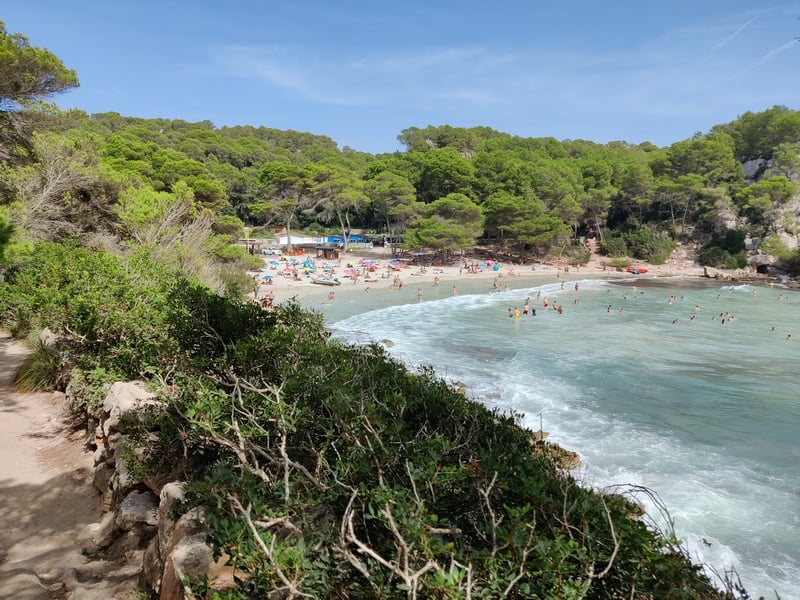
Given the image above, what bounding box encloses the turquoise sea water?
[306,276,799,598]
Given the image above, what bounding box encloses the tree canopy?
[3,21,800,273]
[0,21,79,109]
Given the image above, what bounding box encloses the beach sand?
[248,245,709,310]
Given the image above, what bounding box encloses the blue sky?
[4,1,799,154]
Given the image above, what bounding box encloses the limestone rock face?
[77,511,118,555]
[141,536,163,595]
[159,508,213,600]
[102,381,160,437]
[742,158,768,179]
[158,482,186,558]
[116,490,159,532]
[59,377,224,599]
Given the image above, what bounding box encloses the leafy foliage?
[700,230,748,269]
[404,193,485,255]
[0,240,174,376]
[0,21,79,107]
[159,293,729,599]
[3,81,795,267]
[600,222,675,264]
[0,21,79,162]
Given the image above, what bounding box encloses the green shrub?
[607,257,632,268]
[601,235,628,257]
[0,240,176,379]
[759,234,794,260]
[782,249,800,276]
[700,229,751,269]
[624,224,675,265]
[563,242,591,265]
[720,229,746,254]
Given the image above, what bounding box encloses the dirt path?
[0,333,100,599]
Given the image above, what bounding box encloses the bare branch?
[228,495,313,599]
[477,472,507,557]
[502,521,537,598]
[591,496,620,580]
[339,487,443,599]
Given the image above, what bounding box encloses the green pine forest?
[2,20,790,598]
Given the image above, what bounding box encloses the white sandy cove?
[248,245,707,306]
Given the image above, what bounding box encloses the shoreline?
[248,247,747,314]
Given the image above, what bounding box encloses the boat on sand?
[311,277,341,286]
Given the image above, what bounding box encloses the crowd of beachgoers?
[247,246,713,308]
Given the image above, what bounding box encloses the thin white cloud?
[712,16,758,52]
[761,39,798,61]
[208,43,514,108]
[741,39,798,73]
[202,8,799,143]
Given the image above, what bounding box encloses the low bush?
[601,235,628,257]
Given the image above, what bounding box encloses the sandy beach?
[249,245,709,309]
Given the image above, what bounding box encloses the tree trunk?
[285,212,294,252]
[594,214,605,244]
[337,212,349,254]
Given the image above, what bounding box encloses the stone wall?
[67,381,233,599]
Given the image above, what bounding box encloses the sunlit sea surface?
[304,275,799,598]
